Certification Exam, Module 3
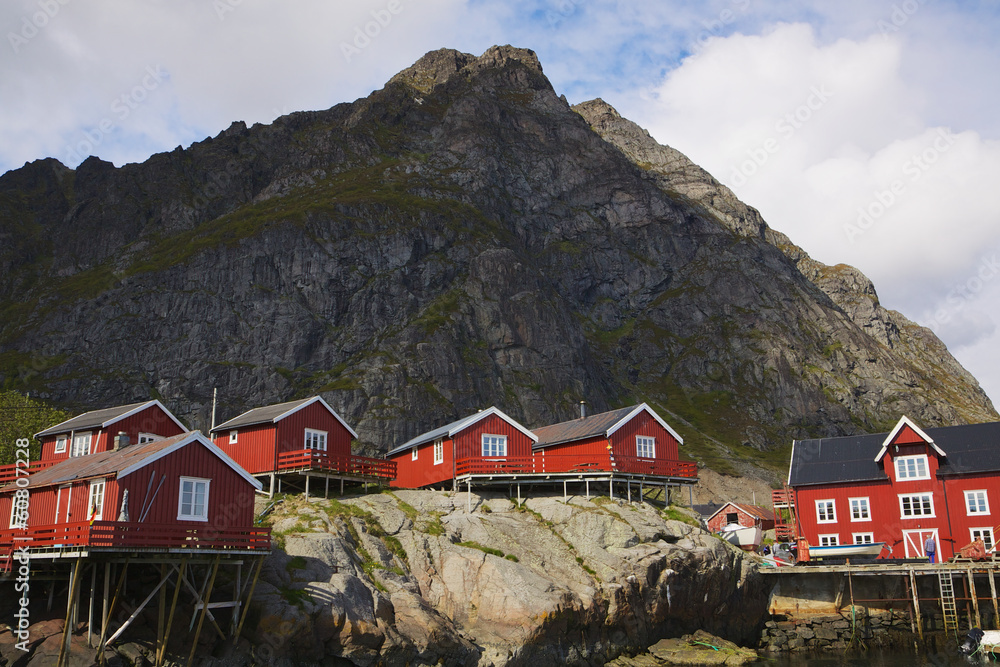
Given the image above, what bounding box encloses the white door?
[903,528,938,558]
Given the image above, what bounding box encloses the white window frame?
[899,493,935,518]
[818,534,839,547]
[9,492,28,529]
[816,499,836,524]
[177,477,210,522]
[849,497,871,522]
[853,532,875,545]
[433,438,444,465]
[482,434,507,458]
[70,431,92,458]
[54,435,67,453]
[894,454,930,481]
[412,446,418,461]
[137,432,160,444]
[965,490,990,516]
[229,430,238,444]
[972,527,995,551]
[304,428,327,451]
[636,436,655,459]
[88,480,105,521]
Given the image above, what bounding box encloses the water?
[750,647,982,666]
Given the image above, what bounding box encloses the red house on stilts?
[781,415,1000,561]
[210,396,394,496]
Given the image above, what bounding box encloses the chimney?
[113,431,130,451]
[579,400,586,420]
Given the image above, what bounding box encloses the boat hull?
[808,543,886,559]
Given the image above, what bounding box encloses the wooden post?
[156,564,166,662]
[305,474,310,499]
[467,480,472,513]
[585,479,589,499]
[268,472,275,498]
[186,556,221,667]
[88,562,97,647]
[156,558,187,667]
[100,562,110,646]
[58,559,84,667]
[97,557,129,666]
[969,569,982,629]
[909,569,923,639]
[325,476,329,499]
[563,480,567,501]
[233,556,265,644]
[990,567,1000,629]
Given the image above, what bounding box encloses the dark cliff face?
[0,45,994,471]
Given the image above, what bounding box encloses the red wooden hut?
[387,407,537,489]
[1,431,268,570]
[532,403,697,480]
[784,415,1000,560]
[705,502,775,533]
[209,396,394,495]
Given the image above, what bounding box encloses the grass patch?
[280,586,314,608]
[456,541,507,559]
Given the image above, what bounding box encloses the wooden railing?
[277,449,396,481]
[772,488,798,540]
[454,454,698,478]
[0,459,58,485]
[0,520,271,563]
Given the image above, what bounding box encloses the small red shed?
[388,407,537,489]
[35,400,188,462]
[706,502,775,533]
[0,432,267,561]
[532,403,697,479]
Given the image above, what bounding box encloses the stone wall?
[759,608,916,652]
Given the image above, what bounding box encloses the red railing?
[277,449,396,481]
[454,454,698,478]
[0,459,59,485]
[0,520,271,563]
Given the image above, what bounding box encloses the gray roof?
[789,421,1000,487]
[532,406,637,449]
[36,401,186,438]
[387,407,535,457]
[211,396,359,439]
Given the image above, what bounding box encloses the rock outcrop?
[251,491,768,666]
[0,45,994,478]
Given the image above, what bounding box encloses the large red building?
[210,396,394,493]
[532,403,696,479]
[387,407,537,489]
[786,416,1000,560]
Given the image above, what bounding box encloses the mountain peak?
[389,45,543,94]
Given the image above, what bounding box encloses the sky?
[2,0,999,408]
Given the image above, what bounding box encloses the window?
[636,436,655,458]
[482,434,507,457]
[229,430,238,444]
[178,477,210,521]
[899,493,935,517]
[818,534,838,546]
[412,446,418,461]
[304,428,327,451]
[138,433,160,444]
[70,432,92,457]
[433,438,444,465]
[894,455,929,480]
[972,528,995,551]
[853,532,874,545]
[88,481,105,521]
[966,490,990,516]
[725,512,739,525]
[849,497,871,522]
[54,435,67,453]
[9,492,28,529]
[816,500,836,523]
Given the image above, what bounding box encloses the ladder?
[938,571,960,635]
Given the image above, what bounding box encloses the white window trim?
[88,480,105,521]
[411,446,418,461]
[899,493,935,518]
[70,431,92,458]
[137,433,161,444]
[229,430,238,444]
[482,434,507,458]
[971,527,995,550]
[177,477,210,522]
[818,534,839,547]
[965,490,990,516]
[9,492,28,529]
[304,428,328,451]
[636,435,656,459]
[894,454,930,481]
[853,532,875,544]
[54,435,67,453]
[816,499,837,524]
[433,438,444,465]
[849,497,871,522]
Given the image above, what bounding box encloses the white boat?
[718,524,762,550]
[807,542,886,559]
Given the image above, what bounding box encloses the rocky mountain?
[0,45,994,475]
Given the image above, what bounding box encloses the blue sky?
[2,0,999,409]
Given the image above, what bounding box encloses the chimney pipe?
[579,401,586,420]
[113,431,130,451]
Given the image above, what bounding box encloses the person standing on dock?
[925,535,937,563]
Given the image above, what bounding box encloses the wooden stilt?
[305,474,310,499]
[990,568,1000,629]
[156,558,187,667]
[156,563,167,663]
[325,476,329,499]
[181,564,227,641]
[563,480,567,501]
[88,562,97,647]
[969,569,982,628]
[340,478,344,496]
[269,472,275,498]
[609,478,613,499]
[187,556,221,667]
[233,556,265,644]
[467,480,472,513]
[47,578,56,612]
[105,572,172,646]
[585,479,590,499]
[627,479,631,503]
[96,557,129,665]
[101,562,110,646]
[58,559,84,667]
[909,569,923,639]
[517,483,521,505]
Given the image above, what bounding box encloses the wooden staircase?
[772,487,797,541]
